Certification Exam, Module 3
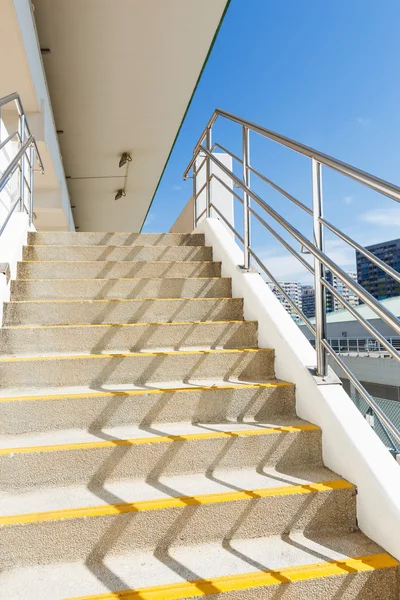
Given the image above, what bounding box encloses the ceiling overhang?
[33,0,228,232]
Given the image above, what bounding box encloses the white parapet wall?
[196,217,400,561]
[0,211,33,324]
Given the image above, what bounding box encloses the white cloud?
[172,184,182,192]
[343,195,354,204]
[255,237,356,284]
[361,208,400,228]
[356,117,371,128]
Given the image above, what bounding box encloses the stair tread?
[6,296,235,304]
[2,319,249,330]
[0,532,390,600]
[0,377,291,399]
[0,465,344,517]
[0,417,313,449]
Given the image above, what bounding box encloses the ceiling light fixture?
[119,152,132,168]
[115,189,126,201]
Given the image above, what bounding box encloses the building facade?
[356,238,400,301]
[301,285,315,318]
[267,281,302,322]
[325,270,359,312]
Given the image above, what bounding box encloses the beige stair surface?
[0,231,398,599]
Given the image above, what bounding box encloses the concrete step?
[23,244,213,262]
[10,276,232,301]
[0,381,296,436]
[0,320,258,356]
[0,420,322,491]
[28,232,205,246]
[0,467,356,570]
[3,297,243,326]
[0,347,275,391]
[17,260,221,280]
[1,533,395,599]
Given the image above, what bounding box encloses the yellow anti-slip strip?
[6,320,250,330]
[0,381,292,403]
[67,553,398,600]
[0,424,319,456]
[0,480,352,526]
[0,347,269,363]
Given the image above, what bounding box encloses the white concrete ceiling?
[33,0,228,232]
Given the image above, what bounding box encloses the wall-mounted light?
[119,152,132,168]
[115,189,126,201]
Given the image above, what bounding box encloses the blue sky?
[143,0,400,283]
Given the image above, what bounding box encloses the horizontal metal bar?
[323,339,400,447]
[248,204,314,275]
[211,142,243,164]
[194,207,207,224]
[0,196,21,237]
[0,130,18,151]
[212,174,244,204]
[187,109,400,204]
[199,146,400,336]
[209,203,244,243]
[321,277,400,362]
[0,137,34,194]
[248,247,316,336]
[320,217,400,284]
[248,164,313,216]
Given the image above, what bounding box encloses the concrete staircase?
[0,232,398,599]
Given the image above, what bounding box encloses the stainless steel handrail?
[183,108,400,449]
[184,108,400,203]
[0,92,44,230]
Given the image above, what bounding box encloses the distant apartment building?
[301,285,315,318]
[325,270,359,312]
[267,281,302,322]
[356,238,400,301]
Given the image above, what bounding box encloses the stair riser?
[3,298,243,327]
[28,232,205,246]
[1,430,322,491]
[11,277,232,301]
[0,386,296,435]
[17,261,221,280]
[0,350,275,390]
[0,322,257,355]
[0,488,356,569]
[23,246,213,262]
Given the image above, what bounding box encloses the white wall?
[0,0,74,232]
[195,154,234,233]
[197,217,400,562]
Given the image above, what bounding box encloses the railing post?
[242,125,251,269]
[192,160,197,228]
[29,145,34,227]
[312,158,328,378]
[205,127,212,217]
[18,113,26,212]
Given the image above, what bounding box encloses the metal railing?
[326,336,400,355]
[0,92,44,233]
[183,108,400,449]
